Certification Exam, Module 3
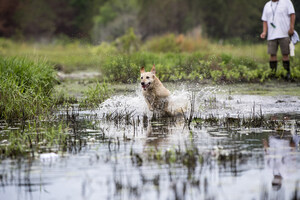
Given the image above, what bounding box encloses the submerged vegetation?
[0,120,68,158]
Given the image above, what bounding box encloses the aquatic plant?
[0,57,57,120]
[0,121,68,158]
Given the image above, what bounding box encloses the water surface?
[1,83,300,200]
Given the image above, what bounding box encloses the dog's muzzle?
[141,82,150,90]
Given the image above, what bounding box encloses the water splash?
[96,83,300,118]
[97,87,191,117]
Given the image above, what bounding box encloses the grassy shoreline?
[2,36,300,83]
[1,34,300,121]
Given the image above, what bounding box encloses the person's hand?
[288,28,294,36]
[260,32,267,39]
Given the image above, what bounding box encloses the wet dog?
[140,65,170,113]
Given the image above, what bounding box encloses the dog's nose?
[141,82,145,86]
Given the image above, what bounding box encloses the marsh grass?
[80,81,113,109]
[193,111,298,133]
[0,120,68,158]
[0,57,57,120]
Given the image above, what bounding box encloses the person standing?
[260,0,296,79]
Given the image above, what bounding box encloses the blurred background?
[1,0,299,43]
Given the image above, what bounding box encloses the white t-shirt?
[261,0,295,40]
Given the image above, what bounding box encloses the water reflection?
[0,105,300,199]
[264,135,300,192]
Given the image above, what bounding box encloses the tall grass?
[0,57,57,120]
[2,34,300,83]
[0,38,102,73]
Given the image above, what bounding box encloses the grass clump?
[0,57,57,120]
[80,81,113,108]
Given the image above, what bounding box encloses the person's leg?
[270,55,278,73]
[279,38,291,79]
[268,40,278,73]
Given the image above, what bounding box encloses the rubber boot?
[282,60,290,80]
[269,61,277,77]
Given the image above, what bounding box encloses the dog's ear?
[140,66,145,73]
[151,64,156,74]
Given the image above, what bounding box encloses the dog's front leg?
[145,96,154,111]
[146,99,154,111]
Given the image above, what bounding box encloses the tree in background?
[293,0,300,33]
[188,0,265,41]
[0,0,298,42]
[92,0,138,43]
[0,0,102,40]
[0,0,19,37]
[137,0,190,39]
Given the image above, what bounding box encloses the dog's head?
[140,65,156,91]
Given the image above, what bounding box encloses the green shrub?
[91,42,118,57]
[101,55,140,83]
[0,57,57,120]
[100,49,300,83]
[143,34,180,53]
[210,70,223,82]
[221,53,232,64]
[113,28,140,53]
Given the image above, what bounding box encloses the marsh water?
[1,82,300,200]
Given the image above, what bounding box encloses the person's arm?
[260,21,268,39]
[289,13,296,36]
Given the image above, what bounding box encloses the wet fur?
[140,65,170,113]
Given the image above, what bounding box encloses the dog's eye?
[146,76,150,79]
[141,77,143,79]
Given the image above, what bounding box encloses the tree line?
[0,0,299,43]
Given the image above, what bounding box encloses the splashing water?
[97,83,300,118]
[97,86,191,117]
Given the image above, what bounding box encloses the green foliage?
[2,37,300,85]
[210,70,223,82]
[92,0,138,41]
[113,28,140,53]
[2,0,300,42]
[91,42,118,57]
[101,52,161,82]
[0,57,57,120]
[144,34,180,53]
[198,0,266,40]
[94,1,118,26]
[100,50,300,83]
[80,82,113,108]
